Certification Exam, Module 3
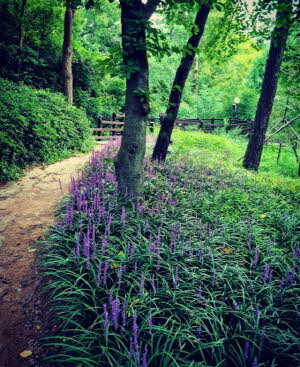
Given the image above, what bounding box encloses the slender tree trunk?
[114,0,159,196]
[17,0,27,81]
[243,0,292,170]
[62,4,75,104]
[152,4,211,161]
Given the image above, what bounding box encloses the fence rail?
[91,116,253,141]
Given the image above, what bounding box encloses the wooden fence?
[91,115,252,141]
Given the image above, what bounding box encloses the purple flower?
[106,213,112,235]
[103,303,109,329]
[118,265,124,286]
[263,264,271,283]
[122,296,127,328]
[111,298,120,330]
[173,267,179,287]
[293,247,300,259]
[252,357,258,367]
[105,171,116,182]
[121,207,126,225]
[150,275,156,295]
[243,341,250,360]
[212,270,216,286]
[101,236,108,255]
[142,346,148,367]
[198,249,204,263]
[139,273,145,295]
[148,311,153,335]
[260,326,267,350]
[253,247,259,267]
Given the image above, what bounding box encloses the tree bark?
[243,0,292,171]
[62,4,75,104]
[152,3,211,161]
[114,0,160,197]
[17,0,27,81]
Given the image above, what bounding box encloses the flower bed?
[41,139,300,367]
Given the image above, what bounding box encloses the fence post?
[97,117,102,137]
[211,118,215,132]
[112,113,116,136]
[149,119,154,133]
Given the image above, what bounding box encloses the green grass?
[168,128,300,191]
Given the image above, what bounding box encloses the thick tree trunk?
[114,0,159,196]
[152,4,211,161]
[243,0,292,171]
[62,5,75,104]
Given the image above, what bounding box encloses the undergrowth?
[0,79,94,182]
[39,139,299,367]
[169,129,300,190]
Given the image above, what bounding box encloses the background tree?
[152,1,211,161]
[243,0,294,171]
[62,0,76,103]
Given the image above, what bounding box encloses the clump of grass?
[40,139,299,367]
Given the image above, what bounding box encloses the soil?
[0,147,103,367]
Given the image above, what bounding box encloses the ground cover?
[40,135,299,367]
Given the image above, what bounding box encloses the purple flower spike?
[148,311,153,335]
[122,296,127,328]
[150,275,157,295]
[243,341,250,360]
[101,236,108,255]
[253,247,259,267]
[121,207,126,225]
[142,346,148,367]
[139,273,145,295]
[263,264,271,283]
[103,303,109,329]
[111,298,120,331]
[252,357,258,367]
[173,267,179,287]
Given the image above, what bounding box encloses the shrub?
[40,140,300,367]
[0,79,94,182]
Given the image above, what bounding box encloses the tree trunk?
[17,0,27,81]
[114,0,159,197]
[62,4,75,104]
[243,0,292,171]
[152,4,211,161]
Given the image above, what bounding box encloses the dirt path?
[0,147,103,367]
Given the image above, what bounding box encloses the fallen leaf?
[36,325,41,330]
[222,248,232,254]
[260,214,267,219]
[110,263,118,269]
[118,251,125,259]
[28,248,37,253]
[19,350,32,358]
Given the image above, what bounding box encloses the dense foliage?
[1,0,299,130]
[0,79,93,182]
[40,138,299,367]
